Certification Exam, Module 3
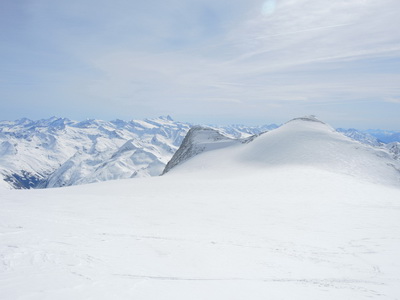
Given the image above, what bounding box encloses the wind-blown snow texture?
[0,117,399,299]
[0,116,276,189]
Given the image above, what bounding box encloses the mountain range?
[0,116,277,189]
[0,116,398,189]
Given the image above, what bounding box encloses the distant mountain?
[211,123,278,139]
[336,128,383,147]
[0,116,278,189]
[364,129,400,143]
[0,116,189,189]
[41,117,191,188]
[336,128,400,160]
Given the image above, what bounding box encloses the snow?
[0,117,399,299]
[1,168,400,299]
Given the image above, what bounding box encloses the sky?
[1,0,400,129]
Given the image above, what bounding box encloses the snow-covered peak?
[183,126,233,142]
[15,117,33,126]
[163,126,256,175]
[143,116,178,128]
[287,115,325,124]
[165,117,400,187]
[158,115,174,121]
[114,139,140,154]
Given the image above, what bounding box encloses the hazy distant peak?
[158,115,174,121]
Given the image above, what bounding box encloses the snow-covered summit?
[165,117,400,187]
[286,115,326,124]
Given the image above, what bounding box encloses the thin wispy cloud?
[0,0,399,128]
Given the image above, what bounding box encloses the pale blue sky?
[1,0,400,129]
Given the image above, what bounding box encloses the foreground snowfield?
[1,118,400,299]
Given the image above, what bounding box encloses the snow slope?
[0,116,400,299]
